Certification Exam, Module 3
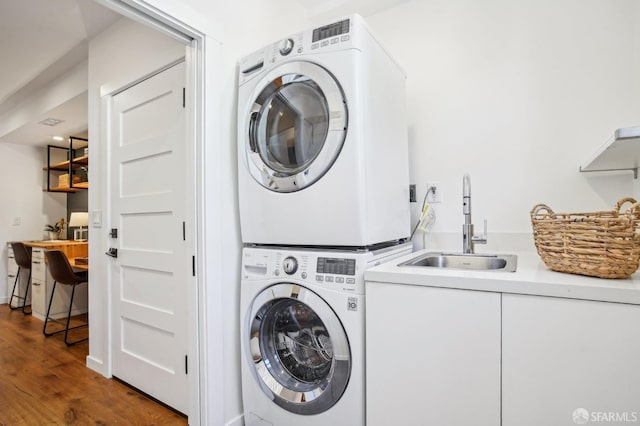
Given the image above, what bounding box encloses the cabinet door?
[366,283,501,426]
[502,294,640,426]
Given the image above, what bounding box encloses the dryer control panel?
[238,15,365,86]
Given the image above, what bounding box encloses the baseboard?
[0,296,8,304]
[86,355,107,376]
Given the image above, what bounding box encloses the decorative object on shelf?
[530,198,640,279]
[58,173,81,188]
[43,136,88,192]
[44,218,67,240]
[69,212,89,241]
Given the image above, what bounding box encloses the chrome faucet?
[462,173,487,254]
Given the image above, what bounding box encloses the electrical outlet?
[409,184,416,202]
[426,182,442,203]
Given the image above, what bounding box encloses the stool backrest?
[10,242,32,269]
[45,250,85,285]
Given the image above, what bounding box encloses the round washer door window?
[244,61,348,192]
[245,283,351,415]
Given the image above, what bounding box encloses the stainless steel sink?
[399,252,517,272]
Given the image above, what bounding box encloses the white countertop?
[365,249,640,305]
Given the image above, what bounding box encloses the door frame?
[93,1,222,424]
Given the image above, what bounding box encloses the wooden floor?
[0,304,187,425]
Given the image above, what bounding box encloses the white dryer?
[240,243,411,426]
[237,14,410,247]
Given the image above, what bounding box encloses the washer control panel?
[241,244,412,295]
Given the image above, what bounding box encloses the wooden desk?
[70,257,89,271]
[23,240,88,258]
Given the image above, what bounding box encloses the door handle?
[248,112,259,153]
[105,248,118,258]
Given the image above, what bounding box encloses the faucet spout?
[463,173,471,225]
[462,173,486,254]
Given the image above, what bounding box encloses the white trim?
[95,0,193,44]
[90,2,218,425]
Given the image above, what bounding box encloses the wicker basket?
[530,198,640,279]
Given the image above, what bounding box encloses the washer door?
[244,61,348,192]
[246,283,351,415]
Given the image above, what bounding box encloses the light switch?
[91,210,102,228]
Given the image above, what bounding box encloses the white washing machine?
[240,243,412,426]
[237,14,410,247]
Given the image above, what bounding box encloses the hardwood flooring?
[0,304,187,425]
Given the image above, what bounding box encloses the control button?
[336,277,344,283]
[316,275,324,282]
[275,269,280,276]
[331,37,339,44]
[283,256,298,275]
[311,43,319,50]
[301,272,307,279]
[346,278,356,284]
[297,47,303,54]
[321,40,329,47]
[278,38,294,55]
[325,276,334,283]
[341,35,350,42]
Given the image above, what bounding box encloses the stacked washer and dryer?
[237,14,411,426]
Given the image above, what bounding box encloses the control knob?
[282,256,298,275]
[278,38,294,56]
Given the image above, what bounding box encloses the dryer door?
[245,283,351,415]
[244,61,348,192]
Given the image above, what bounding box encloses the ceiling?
[0,0,120,147]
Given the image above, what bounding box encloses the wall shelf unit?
[43,136,89,192]
[580,125,640,179]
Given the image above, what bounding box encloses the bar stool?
[9,242,32,314]
[43,250,88,346]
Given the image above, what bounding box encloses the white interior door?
[108,61,189,414]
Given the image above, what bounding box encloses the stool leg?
[9,267,32,314]
[21,270,32,315]
[43,281,58,336]
[9,267,21,310]
[43,281,88,346]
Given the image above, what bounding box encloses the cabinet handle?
[33,261,42,264]
[32,282,41,286]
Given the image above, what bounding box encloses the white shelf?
[580,125,640,178]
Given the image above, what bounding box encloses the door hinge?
[192,256,196,277]
[182,221,186,241]
[185,355,188,374]
[182,88,186,108]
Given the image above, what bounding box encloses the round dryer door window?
[245,283,351,415]
[245,61,348,192]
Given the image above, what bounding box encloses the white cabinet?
[30,247,87,321]
[366,283,501,426]
[502,294,640,426]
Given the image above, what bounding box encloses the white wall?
[366,0,639,251]
[0,143,66,303]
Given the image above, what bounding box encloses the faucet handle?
[472,219,488,244]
